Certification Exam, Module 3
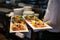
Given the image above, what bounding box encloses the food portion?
[12,16,24,23]
[25,15,35,21]
[25,15,46,28]
[12,23,26,31]
[31,20,46,28]
[11,16,27,31]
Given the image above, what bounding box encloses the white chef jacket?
[43,0,60,32]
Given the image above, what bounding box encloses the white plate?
[10,16,29,33]
[23,15,52,30]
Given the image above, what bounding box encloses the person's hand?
[45,21,51,25]
[42,18,51,25]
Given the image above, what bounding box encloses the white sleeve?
[43,0,53,22]
[44,0,60,26]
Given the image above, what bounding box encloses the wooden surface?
[0,34,8,40]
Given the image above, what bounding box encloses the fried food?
[25,15,46,28]
[12,16,26,31]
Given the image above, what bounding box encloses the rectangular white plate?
[23,15,52,30]
[10,16,29,33]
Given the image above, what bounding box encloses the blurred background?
[0,0,49,40]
